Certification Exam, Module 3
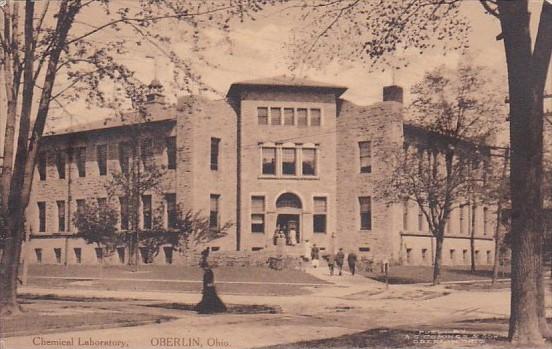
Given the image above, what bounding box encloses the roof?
[44,104,176,137]
[227,75,348,97]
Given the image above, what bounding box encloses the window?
[486,250,492,264]
[38,202,46,232]
[75,147,86,177]
[95,247,104,263]
[117,247,125,264]
[310,108,321,126]
[270,107,281,125]
[297,108,308,127]
[166,193,177,229]
[450,249,456,263]
[282,148,296,175]
[313,197,327,234]
[462,249,468,264]
[262,144,319,177]
[257,107,268,125]
[262,147,276,175]
[141,138,153,167]
[284,108,294,126]
[76,199,86,216]
[56,152,66,179]
[251,196,265,234]
[210,137,220,171]
[38,152,46,180]
[164,246,173,264]
[483,207,489,235]
[475,250,480,264]
[119,197,129,230]
[406,248,413,264]
[421,248,428,263]
[166,137,176,170]
[459,204,466,235]
[142,195,152,230]
[359,197,372,230]
[35,248,42,264]
[302,148,316,176]
[140,247,150,264]
[57,200,65,232]
[119,142,131,174]
[418,207,424,232]
[97,144,108,176]
[402,200,409,231]
[359,141,372,173]
[97,197,107,209]
[74,248,82,264]
[54,248,62,264]
[210,194,220,230]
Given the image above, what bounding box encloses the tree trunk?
[498,0,551,344]
[537,242,552,338]
[0,235,22,315]
[492,148,509,285]
[470,202,476,272]
[0,0,80,315]
[432,234,444,285]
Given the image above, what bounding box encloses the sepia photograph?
[0,0,551,348]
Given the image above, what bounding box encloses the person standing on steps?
[347,251,358,276]
[304,239,311,262]
[311,243,320,268]
[336,248,345,276]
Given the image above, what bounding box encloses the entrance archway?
[275,193,302,244]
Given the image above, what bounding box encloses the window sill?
[258,175,320,180]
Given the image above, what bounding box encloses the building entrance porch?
[276,214,300,245]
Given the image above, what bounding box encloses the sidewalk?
[7,264,517,349]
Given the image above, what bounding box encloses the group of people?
[273,224,299,246]
[326,248,358,276]
[306,243,358,276]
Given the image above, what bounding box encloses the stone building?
[24,76,495,265]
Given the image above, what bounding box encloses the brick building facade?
[24,76,495,265]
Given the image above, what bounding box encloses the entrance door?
[277,214,300,243]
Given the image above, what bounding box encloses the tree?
[107,122,166,269]
[73,200,231,266]
[72,199,120,262]
[139,207,233,264]
[0,0,281,316]
[385,141,472,285]
[286,0,552,343]
[381,63,501,285]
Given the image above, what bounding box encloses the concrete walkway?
[5,265,518,349]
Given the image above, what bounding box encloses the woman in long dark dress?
[195,267,227,314]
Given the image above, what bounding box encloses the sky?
[1,1,551,133]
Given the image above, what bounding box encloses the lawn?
[25,265,328,296]
[28,264,327,284]
[260,327,509,348]
[1,297,175,338]
[363,265,511,284]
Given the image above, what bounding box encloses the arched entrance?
[276,193,302,244]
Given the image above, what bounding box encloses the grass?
[28,264,327,284]
[260,327,508,348]
[27,277,316,296]
[363,265,511,284]
[145,302,282,314]
[0,309,174,338]
[26,265,327,296]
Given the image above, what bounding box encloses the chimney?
[383,85,403,103]
[146,78,165,104]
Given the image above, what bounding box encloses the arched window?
[276,193,302,209]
